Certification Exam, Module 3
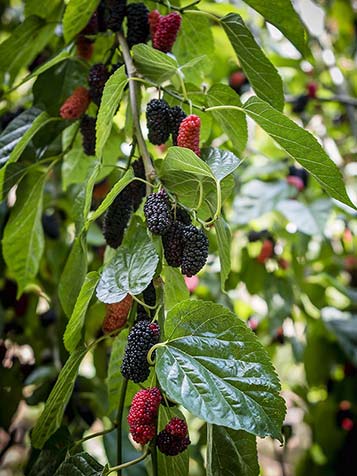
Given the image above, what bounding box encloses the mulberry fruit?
[76,35,94,60]
[247,229,270,243]
[81,11,99,35]
[143,281,156,307]
[174,207,191,225]
[121,320,160,383]
[257,239,274,264]
[39,309,57,327]
[102,187,133,248]
[162,221,185,267]
[170,106,187,145]
[88,63,110,106]
[102,294,133,334]
[146,99,171,145]
[292,94,309,114]
[152,12,182,53]
[177,114,201,156]
[126,3,150,49]
[59,87,90,119]
[157,417,190,456]
[129,158,146,211]
[144,189,173,235]
[148,10,161,38]
[287,165,309,190]
[229,71,249,94]
[128,387,162,444]
[181,225,208,277]
[80,115,96,156]
[106,0,127,31]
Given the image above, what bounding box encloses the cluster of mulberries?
[146,100,188,147]
[146,99,172,146]
[170,106,187,145]
[60,87,90,119]
[102,187,133,249]
[127,387,161,444]
[126,3,150,48]
[88,63,110,106]
[150,11,182,53]
[80,115,96,156]
[102,294,133,334]
[157,417,190,456]
[144,189,173,235]
[120,320,160,382]
[177,114,201,156]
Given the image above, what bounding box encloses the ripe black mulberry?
[126,3,150,49]
[144,189,173,235]
[181,225,208,277]
[146,99,171,145]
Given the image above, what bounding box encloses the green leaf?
[0,16,55,84]
[157,406,189,476]
[242,0,309,56]
[9,112,58,164]
[54,452,104,476]
[322,308,357,366]
[156,300,286,440]
[59,234,88,318]
[96,218,159,303]
[25,0,62,18]
[64,272,100,353]
[96,66,128,159]
[107,330,128,414]
[276,199,332,236]
[221,14,284,111]
[243,96,356,208]
[202,147,242,182]
[0,108,42,167]
[31,346,87,448]
[159,147,216,210]
[207,424,259,476]
[63,0,100,43]
[173,11,214,83]
[85,168,134,228]
[215,217,232,291]
[132,44,178,83]
[3,172,46,295]
[206,84,247,153]
[162,265,189,311]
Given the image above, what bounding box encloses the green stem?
[205,182,222,225]
[147,341,168,365]
[177,71,188,101]
[116,378,128,472]
[71,426,117,451]
[131,294,157,311]
[184,9,220,22]
[107,449,150,474]
[150,439,159,476]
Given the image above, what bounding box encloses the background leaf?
[31,346,87,448]
[214,217,232,290]
[156,300,286,440]
[3,172,46,295]
[54,452,104,476]
[221,14,284,110]
[162,266,189,311]
[107,330,128,414]
[96,66,128,159]
[207,424,259,476]
[96,218,159,304]
[202,147,241,182]
[276,199,332,235]
[207,84,247,153]
[243,96,356,208]
[322,308,357,366]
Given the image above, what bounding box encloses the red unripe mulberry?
[148,10,161,38]
[128,387,162,444]
[286,175,305,192]
[152,12,182,53]
[76,35,94,60]
[229,71,246,88]
[307,81,318,99]
[60,87,90,120]
[177,114,201,156]
[102,294,133,334]
[257,239,274,264]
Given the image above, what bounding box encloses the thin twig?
[116,378,128,473]
[107,449,150,474]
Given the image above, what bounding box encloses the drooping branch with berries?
[0,0,356,475]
